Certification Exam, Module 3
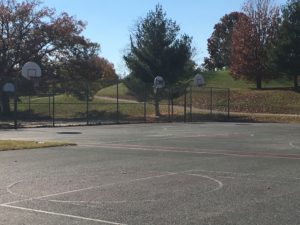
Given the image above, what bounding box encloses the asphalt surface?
[0,122,299,225]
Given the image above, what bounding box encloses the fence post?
[171,88,174,121]
[227,88,230,119]
[210,87,213,117]
[86,81,89,125]
[14,90,18,129]
[189,86,192,122]
[52,86,55,127]
[48,93,51,118]
[116,78,119,124]
[184,87,187,123]
[28,95,31,119]
[144,83,147,123]
[168,87,171,122]
[13,75,19,129]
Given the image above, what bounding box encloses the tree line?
[203,0,299,89]
[0,0,299,117]
[0,0,117,116]
[125,0,299,91]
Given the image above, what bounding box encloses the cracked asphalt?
[0,122,299,225]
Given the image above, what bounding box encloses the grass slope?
[13,71,299,123]
[96,83,129,98]
[202,70,293,89]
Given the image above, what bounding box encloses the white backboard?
[2,82,15,93]
[21,62,42,80]
[194,74,205,87]
[154,76,165,89]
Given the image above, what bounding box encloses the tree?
[0,0,94,116]
[123,4,196,116]
[96,57,117,81]
[230,0,280,89]
[230,15,264,87]
[267,0,300,89]
[58,52,117,99]
[203,12,247,70]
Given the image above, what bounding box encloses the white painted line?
[7,180,25,198]
[0,204,126,225]
[36,173,176,200]
[289,141,300,149]
[216,176,235,179]
[3,172,177,205]
[86,143,300,160]
[185,169,300,181]
[187,174,224,193]
[145,134,173,137]
[184,169,252,176]
[49,199,158,205]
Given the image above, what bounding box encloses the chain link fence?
[0,78,230,128]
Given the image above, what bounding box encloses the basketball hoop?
[194,74,205,87]
[21,62,42,88]
[2,82,15,93]
[153,76,165,94]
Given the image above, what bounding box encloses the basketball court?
[0,122,299,224]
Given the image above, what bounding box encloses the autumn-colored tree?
[230,0,280,89]
[58,53,117,99]
[230,16,264,86]
[203,12,248,70]
[0,0,97,115]
[96,57,117,81]
[267,0,300,89]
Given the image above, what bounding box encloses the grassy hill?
[97,70,295,94]
[12,71,298,125]
[202,71,299,116]
[202,70,293,89]
[95,71,300,123]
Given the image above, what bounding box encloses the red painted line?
[181,134,250,139]
[85,143,300,160]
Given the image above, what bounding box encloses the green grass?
[96,83,129,98]
[0,140,76,151]
[229,89,300,114]
[96,70,294,94]
[203,70,253,89]
[202,70,293,89]
[10,71,300,124]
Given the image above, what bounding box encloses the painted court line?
[7,181,26,198]
[115,143,300,157]
[0,204,126,225]
[1,171,223,224]
[49,174,224,205]
[95,133,250,145]
[4,170,223,206]
[48,199,158,205]
[289,141,300,149]
[81,143,300,160]
[187,174,223,193]
[3,172,177,206]
[185,169,300,181]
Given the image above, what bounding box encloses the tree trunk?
[154,89,160,117]
[0,91,11,116]
[256,76,262,89]
[294,74,299,90]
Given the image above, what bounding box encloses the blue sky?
[43,0,287,75]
